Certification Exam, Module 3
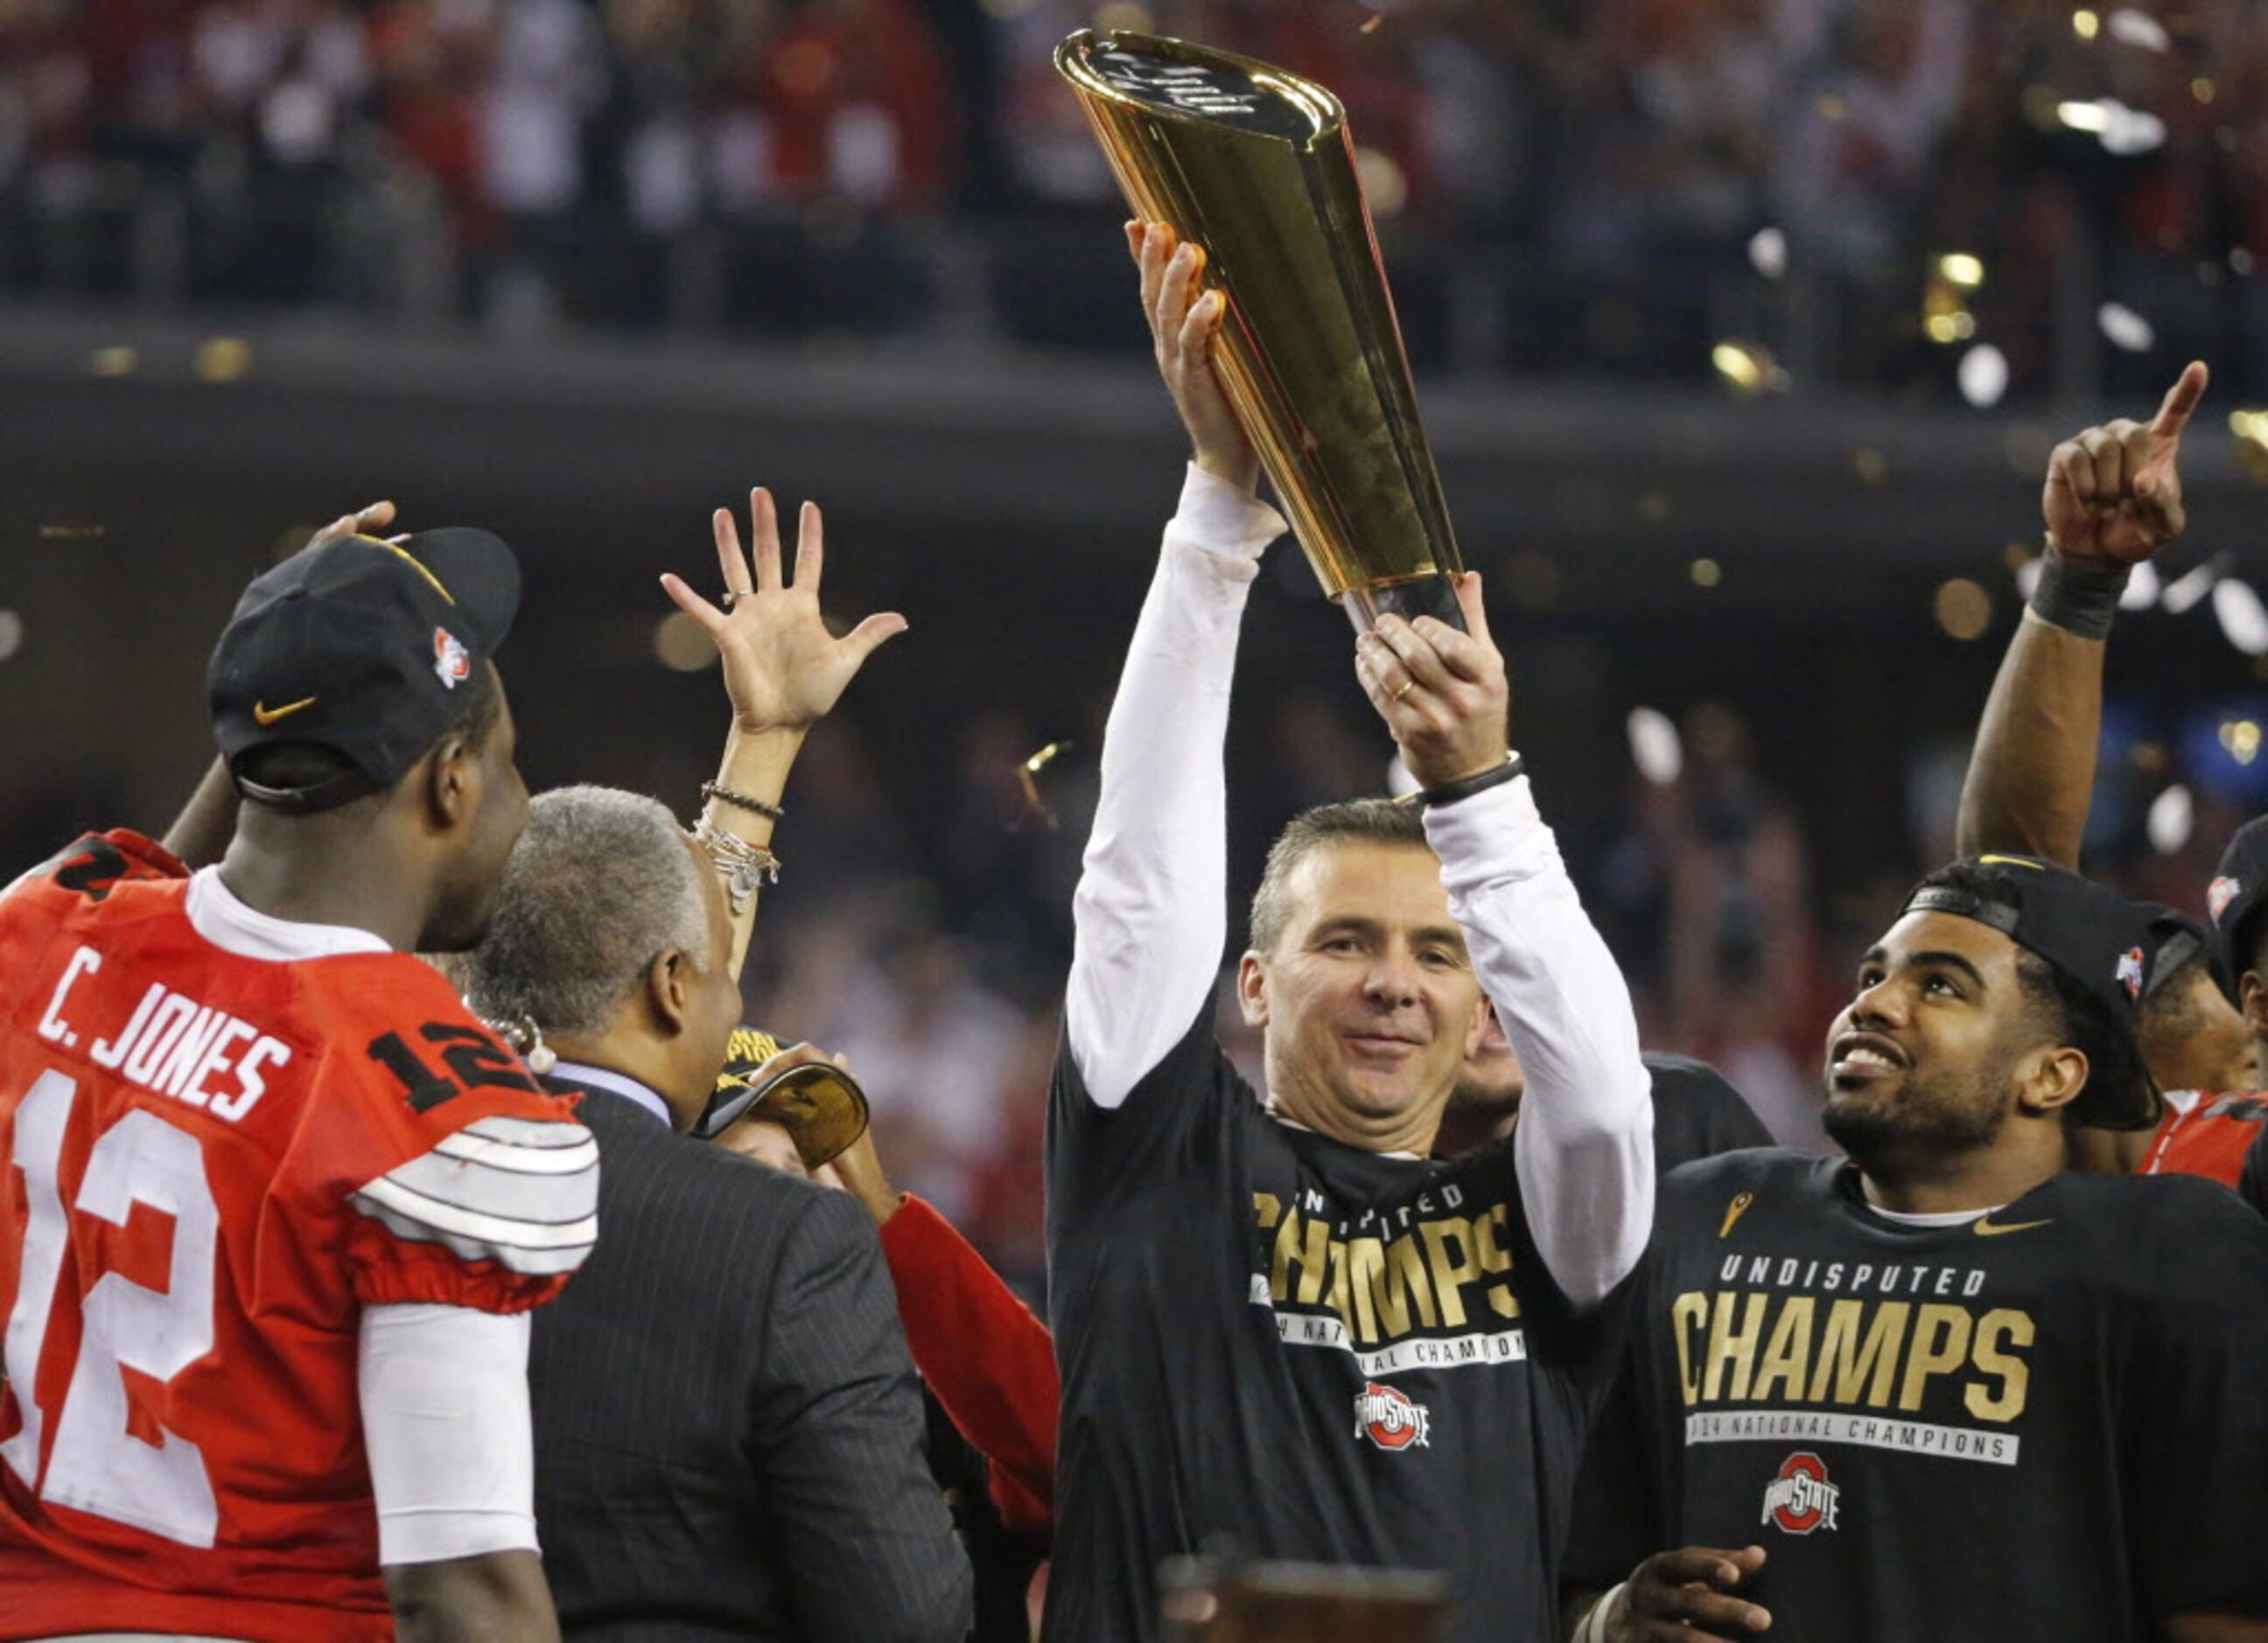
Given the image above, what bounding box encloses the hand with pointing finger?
[2043,360,2207,568]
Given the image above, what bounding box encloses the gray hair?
[461,785,710,1038]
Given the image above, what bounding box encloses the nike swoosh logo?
[1972,1217,2054,1237]
[252,696,317,725]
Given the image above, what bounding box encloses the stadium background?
[5,0,2268,1291]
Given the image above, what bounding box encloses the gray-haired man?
[458,493,969,1643]
[463,787,969,1642]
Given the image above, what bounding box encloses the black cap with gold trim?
[209,528,520,814]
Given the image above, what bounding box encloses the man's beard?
[1822,1059,2009,1171]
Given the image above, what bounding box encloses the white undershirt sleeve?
[1424,777,1654,1309]
[1066,464,1287,1108]
[357,1303,539,1565]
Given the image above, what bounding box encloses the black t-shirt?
[1044,1011,1627,1643]
[1642,1052,1773,1175]
[1565,1150,2268,1639]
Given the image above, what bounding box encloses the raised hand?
[1127,219,1260,492]
[2044,360,2207,566]
[1353,573,1509,788]
[1604,1544,1770,1640]
[660,488,907,737]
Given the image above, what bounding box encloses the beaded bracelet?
[701,780,784,822]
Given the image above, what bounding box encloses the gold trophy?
[1056,29,1464,631]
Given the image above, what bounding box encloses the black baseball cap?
[1900,853,2158,1129]
[2207,815,2268,1004]
[209,529,520,813]
[2139,904,2214,1001]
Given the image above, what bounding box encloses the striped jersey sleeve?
[349,1113,598,1280]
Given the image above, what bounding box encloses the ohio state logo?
[2211,876,2243,923]
[1761,1452,1840,1535]
[1354,1381,1431,1451]
[2116,947,2146,1000]
[433,627,471,689]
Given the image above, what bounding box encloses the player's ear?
[1236,949,1270,1029]
[2015,1043,2089,1118]
[1463,997,1490,1059]
[2240,970,2268,1042]
[416,733,480,832]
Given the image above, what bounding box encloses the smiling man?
[1564,855,2268,1643]
[1042,223,1655,1643]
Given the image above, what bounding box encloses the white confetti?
[2106,8,2172,52]
[2121,561,2161,610]
[2213,577,2268,654]
[2163,562,2219,615]
[2147,784,2194,855]
[2097,302,2156,351]
[1958,344,2009,407]
[1627,708,1684,787]
[1747,227,1788,280]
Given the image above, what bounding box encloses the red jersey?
[2138,1088,2268,1190]
[0,832,597,1641]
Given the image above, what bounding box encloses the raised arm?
[1956,363,2206,861]
[661,491,906,978]
[1064,222,1286,1107]
[1356,587,1654,1306]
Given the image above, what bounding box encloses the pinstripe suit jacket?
[527,1077,972,1642]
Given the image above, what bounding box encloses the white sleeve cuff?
[1164,463,1287,571]
[359,1304,539,1565]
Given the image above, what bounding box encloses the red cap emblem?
[1761,1451,1841,1535]
[1353,1381,1431,1451]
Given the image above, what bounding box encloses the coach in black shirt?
[462,784,970,1642]
[1042,224,1656,1643]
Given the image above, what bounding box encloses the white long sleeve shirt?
[1064,465,1653,1306]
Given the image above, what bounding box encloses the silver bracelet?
[693,819,780,915]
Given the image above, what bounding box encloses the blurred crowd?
[6,0,2268,388]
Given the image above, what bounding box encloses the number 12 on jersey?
[4,1067,220,1546]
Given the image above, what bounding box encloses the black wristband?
[701,780,784,822]
[2027,545,2130,641]
[1412,754,1524,810]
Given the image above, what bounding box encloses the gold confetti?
[194,337,253,383]
[88,346,136,377]
[2231,409,2268,483]
[1360,12,1383,32]
[1853,448,1889,486]
[1690,558,1722,589]
[1710,339,1786,395]
[38,523,107,541]
[1018,740,1075,829]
